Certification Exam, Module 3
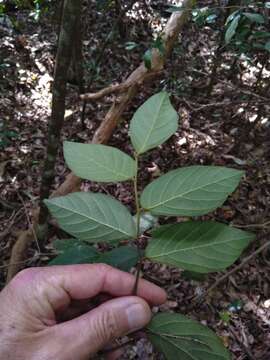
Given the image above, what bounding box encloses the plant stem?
[132,153,143,295]
[134,154,141,237]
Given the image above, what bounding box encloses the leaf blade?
[265,40,270,52]
[225,14,240,44]
[147,313,230,360]
[64,142,136,182]
[49,244,99,265]
[129,91,178,154]
[141,166,244,216]
[243,12,265,24]
[143,49,153,69]
[146,221,254,273]
[45,192,136,243]
[53,238,85,251]
[49,242,138,271]
[97,246,139,271]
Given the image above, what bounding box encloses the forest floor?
[0,1,270,359]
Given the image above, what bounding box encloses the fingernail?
[126,302,150,331]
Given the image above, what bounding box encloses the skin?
[0,264,166,360]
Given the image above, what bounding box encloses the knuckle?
[94,309,120,344]
[93,263,113,274]
[9,268,39,289]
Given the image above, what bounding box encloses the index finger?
[18,264,167,308]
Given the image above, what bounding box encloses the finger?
[105,348,124,360]
[103,340,125,360]
[56,299,93,322]
[51,296,151,359]
[14,264,166,311]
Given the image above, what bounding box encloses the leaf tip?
[43,198,50,206]
[63,140,73,150]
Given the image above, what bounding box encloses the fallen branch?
[92,0,194,144]
[80,0,137,125]
[80,70,163,102]
[17,191,40,254]
[82,0,193,104]
[80,82,130,101]
[6,229,35,282]
[6,0,194,282]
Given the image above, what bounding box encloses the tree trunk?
[115,0,127,39]
[68,18,84,88]
[38,0,82,243]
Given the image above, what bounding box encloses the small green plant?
[45,91,255,359]
[219,311,231,326]
[0,123,18,149]
[0,1,5,14]
[225,7,270,54]
[143,36,166,70]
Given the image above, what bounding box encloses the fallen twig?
[0,208,24,241]
[232,221,270,229]
[229,323,256,360]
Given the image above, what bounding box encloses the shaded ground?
[0,1,270,359]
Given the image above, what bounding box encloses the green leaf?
[166,5,183,13]
[252,31,270,39]
[129,91,178,154]
[49,244,99,265]
[265,40,270,52]
[153,36,166,56]
[98,246,139,271]
[141,166,243,216]
[225,10,239,26]
[63,142,136,182]
[143,49,152,69]
[147,313,231,360]
[243,12,265,24]
[125,41,139,51]
[253,43,266,50]
[53,238,84,251]
[50,242,138,271]
[146,221,254,273]
[225,14,240,44]
[206,14,218,24]
[45,192,136,243]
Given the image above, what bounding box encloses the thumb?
[53,296,152,359]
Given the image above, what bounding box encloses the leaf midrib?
[137,93,166,153]
[151,332,228,360]
[49,201,133,238]
[144,172,240,210]
[149,236,249,259]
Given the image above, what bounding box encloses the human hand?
[0,264,166,360]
